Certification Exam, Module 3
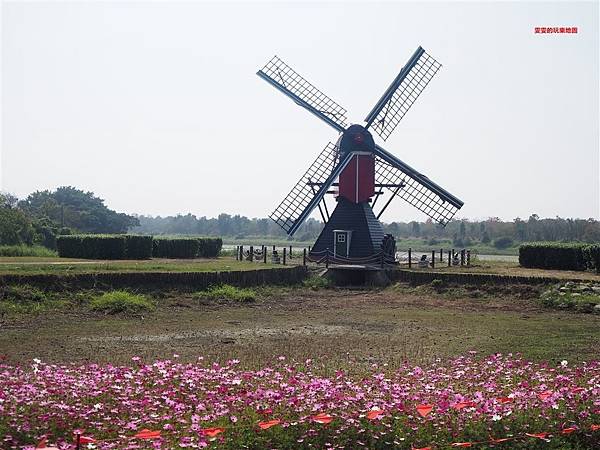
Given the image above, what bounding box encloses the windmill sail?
[373,144,463,225]
[365,47,442,141]
[270,143,354,236]
[257,56,348,132]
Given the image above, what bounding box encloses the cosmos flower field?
[1,354,599,449]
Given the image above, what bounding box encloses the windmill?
[257,47,463,261]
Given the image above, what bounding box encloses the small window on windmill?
[333,230,352,258]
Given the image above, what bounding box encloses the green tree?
[19,186,138,234]
[0,193,35,245]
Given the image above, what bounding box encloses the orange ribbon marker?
[537,391,552,401]
[312,413,333,424]
[258,419,281,430]
[561,427,577,435]
[489,436,511,444]
[591,424,600,431]
[416,404,433,418]
[496,397,512,404]
[35,438,59,450]
[525,432,549,440]
[412,447,432,450]
[367,409,385,420]
[134,429,161,439]
[453,401,476,410]
[202,427,225,437]
[451,443,472,448]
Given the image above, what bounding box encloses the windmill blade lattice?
[270,142,340,234]
[374,156,460,225]
[366,49,442,141]
[257,56,348,132]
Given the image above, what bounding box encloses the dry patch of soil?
[1,285,598,372]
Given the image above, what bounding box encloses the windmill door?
[333,230,352,258]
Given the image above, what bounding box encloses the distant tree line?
[132,213,600,248]
[2,186,599,250]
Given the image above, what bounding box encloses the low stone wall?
[388,269,574,286]
[0,266,309,291]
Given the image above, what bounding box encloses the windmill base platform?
[321,265,391,287]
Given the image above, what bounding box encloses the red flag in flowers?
[367,409,385,420]
[591,424,600,431]
[451,443,472,448]
[571,387,585,394]
[453,401,476,410]
[134,429,161,439]
[412,447,432,450]
[202,427,225,437]
[496,396,512,404]
[416,404,433,417]
[525,432,549,440]
[74,433,96,444]
[35,438,59,450]
[258,419,281,430]
[538,391,552,401]
[312,413,333,424]
[488,436,512,443]
[561,427,577,434]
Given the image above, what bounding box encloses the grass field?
[0,256,286,275]
[2,281,598,370]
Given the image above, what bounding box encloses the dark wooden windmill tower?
[257,47,464,262]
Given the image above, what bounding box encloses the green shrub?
[540,282,600,311]
[0,245,57,257]
[430,278,445,292]
[124,235,153,259]
[57,235,126,259]
[303,275,331,290]
[90,290,154,314]
[519,242,588,270]
[0,284,48,303]
[0,285,62,314]
[198,237,222,258]
[152,237,200,258]
[583,244,600,273]
[194,284,256,302]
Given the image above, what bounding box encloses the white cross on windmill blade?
[257,46,464,260]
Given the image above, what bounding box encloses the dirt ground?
[1,283,598,372]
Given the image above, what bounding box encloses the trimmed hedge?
[57,235,126,259]
[583,245,600,273]
[519,242,599,271]
[58,235,223,260]
[198,237,222,258]
[152,238,199,259]
[124,235,153,259]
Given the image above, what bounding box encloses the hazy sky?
[1,1,598,224]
